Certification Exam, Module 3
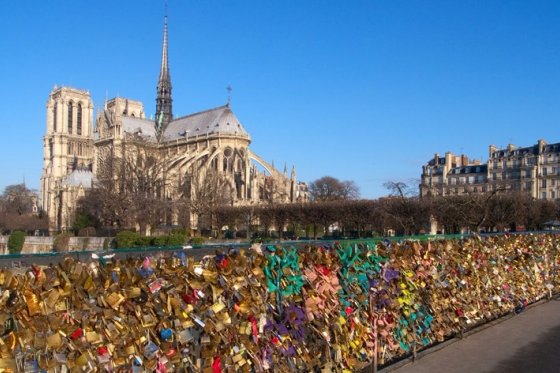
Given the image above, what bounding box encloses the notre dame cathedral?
[40,16,308,233]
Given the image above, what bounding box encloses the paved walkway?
[386,298,560,373]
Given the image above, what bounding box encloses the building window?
[542,179,547,188]
[53,103,57,131]
[543,167,548,176]
[542,191,547,199]
[77,104,82,135]
[552,191,556,199]
[68,102,73,134]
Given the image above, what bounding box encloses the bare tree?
[180,166,233,234]
[1,184,35,215]
[80,137,170,233]
[309,176,360,202]
[0,184,47,232]
[382,181,428,235]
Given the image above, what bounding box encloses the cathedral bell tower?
[155,15,173,134]
[40,86,94,230]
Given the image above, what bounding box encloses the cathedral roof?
[162,105,250,142]
[62,169,94,188]
[121,116,158,140]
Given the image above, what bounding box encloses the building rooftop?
[122,116,158,140]
[162,105,250,141]
[120,105,251,143]
[448,164,488,175]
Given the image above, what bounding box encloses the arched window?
[68,102,73,134]
[53,102,57,131]
[77,104,82,135]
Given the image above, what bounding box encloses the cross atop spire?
[226,84,232,107]
[156,14,173,134]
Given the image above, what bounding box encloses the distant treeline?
[207,191,559,239]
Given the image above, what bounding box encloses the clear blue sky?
[1,0,559,198]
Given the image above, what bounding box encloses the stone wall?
[0,236,109,254]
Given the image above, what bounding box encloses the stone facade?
[40,17,308,233]
[421,139,560,200]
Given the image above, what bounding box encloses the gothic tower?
[40,86,94,229]
[155,15,173,133]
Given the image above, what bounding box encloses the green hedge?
[167,233,186,246]
[7,231,26,253]
[189,236,207,245]
[115,231,139,248]
[115,231,187,248]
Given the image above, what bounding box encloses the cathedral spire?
[156,14,173,133]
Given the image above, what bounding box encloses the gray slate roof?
[449,164,488,175]
[162,105,250,141]
[63,169,94,187]
[122,117,158,140]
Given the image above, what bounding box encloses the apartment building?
[420,139,560,200]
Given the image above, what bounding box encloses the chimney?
[489,145,497,158]
[538,139,546,154]
[507,144,515,152]
[461,154,469,166]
